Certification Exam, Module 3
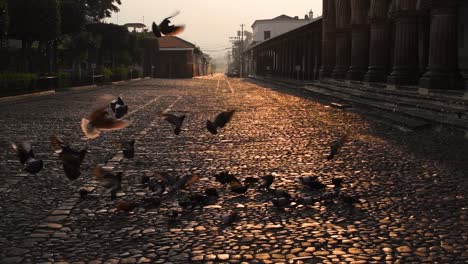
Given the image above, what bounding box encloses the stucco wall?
[252,20,311,42]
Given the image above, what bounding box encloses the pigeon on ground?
[50,135,87,180]
[221,211,239,225]
[230,183,249,194]
[214,171,238,185]
[92,166,122,200]
[259,175,274,190]
[110,97,128,119]
[147,179,166,195]
[121,140,135,159]
[206,110,235,135]
[332,178,343,189]
[79,189,91,199]
[81,106,129,139]
[272,197,293,209]
[341,194,360,205]
[327,136,348,160]
[11,141,43,174]
[161,113,186,135]
[299,176,326,190]
[205,188,219,198]
[142,195,161,209]
[189,194,210,206]
[115,201,139,213]
[296,196,318,206]
[152,11,185,38]
[170,174,199,192]
[141,175,150,185]
[244,177,259,185]
[166,209,179,220]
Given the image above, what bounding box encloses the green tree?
[61,0,86,35]
[85,0,121,22]
[8,0,60,72]
[86,22,129,67]
[0,0,8,37]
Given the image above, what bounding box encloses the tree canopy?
[8,0,60,42]
[85,0,121,22]
[61,0,86,35]
[0,0,8,36]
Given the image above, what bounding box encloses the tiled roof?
[158,36,196,49]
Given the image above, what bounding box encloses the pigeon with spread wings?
[81,105,129,139]
[152,11,185,38]
[207,110,235,135]
[162,113,186,135]
[50,135,87,180]
[11,141,43,174]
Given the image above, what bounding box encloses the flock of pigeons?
[9,12,358,224]
[10,93,356,225]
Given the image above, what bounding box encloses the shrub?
[57,72,71,88]
[102,67,112,83]
[112,66,128,81]
[0,73,38,94]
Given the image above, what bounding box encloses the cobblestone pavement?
[0,76,466,264]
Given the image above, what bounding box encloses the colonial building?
[252,11,314,44]
[247,0,468,90]
[154,36,210,78]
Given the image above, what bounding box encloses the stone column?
[420,1,460,89]
[347,0,371,80]
[365,0,391,82]
[320,0,336,78]
[332,0,351,79]
[314,32,322,79]
[387,0,420,85]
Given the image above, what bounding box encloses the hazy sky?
[108,0,322,57]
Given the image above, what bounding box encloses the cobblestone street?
[0,76,466,263]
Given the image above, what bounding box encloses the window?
[264,31,271,40]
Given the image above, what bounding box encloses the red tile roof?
[158,36,196,49]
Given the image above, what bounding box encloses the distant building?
[124,23,147,33]
[154,36,210,78]
[252,10,314,44]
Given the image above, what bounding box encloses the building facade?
[252,12,314,44]
[247,0,468,90]
[154,36,210,78]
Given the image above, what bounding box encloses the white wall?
[252,20,311,42]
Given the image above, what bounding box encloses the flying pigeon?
[110,96,128,119]
[11,141,43,174]
[81,106,129,139]
[206,110,235,135]
[152,11,185,38]
[50,135,87,180]
[161,113,186,135]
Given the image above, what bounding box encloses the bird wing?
[214,110,235,128]
[88,106,109,122]
[162,113,180,126]
[152,22,162,38]
[11,142,33,164]
[93,117,129,131]
[162,25,185,36]
[50,135,65,153]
